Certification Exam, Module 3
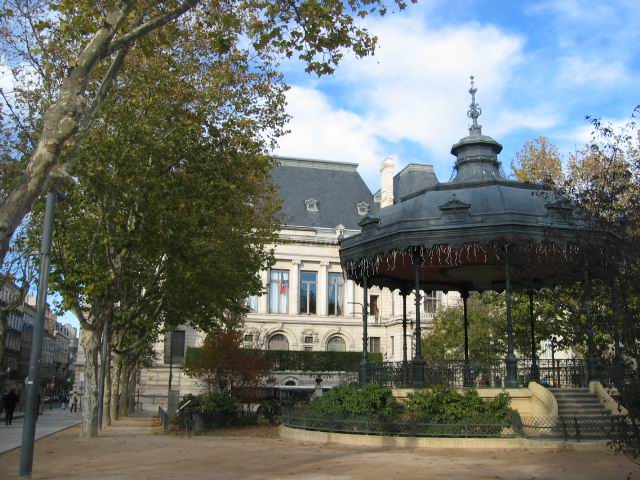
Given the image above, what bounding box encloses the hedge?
[185,347,382,372]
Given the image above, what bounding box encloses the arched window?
[327,336,346,352]
[268,333,289,351]
[284,380,296,386]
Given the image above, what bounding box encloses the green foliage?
[183,331,273,392]
[511,136,564,184]
[308,384,402,419]
[185,348,382,373]
[423,292,506,361]
[266,350,383,372]
[256,399,281,425]
[200,391,238,418]
[404,387,515,424]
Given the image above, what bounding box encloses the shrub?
[404,387,515,424]
[201,391,237,418]
[308,384,402,419]
[257,399,281,425]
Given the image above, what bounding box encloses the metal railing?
[366,358,606,389]
[158,406,169,432]
[282,408,620,442]
[282,409,514,438]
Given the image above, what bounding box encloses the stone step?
[556,399,602,405]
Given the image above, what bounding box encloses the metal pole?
[528,290,538,383]
[401,290,408,387]
[584,269,597,381]
[360,276,369,387]
[462,291,472,387]
[504,247,518,388]
[97,319,109,430]
[168,331,174,392]
[401,291,408,365]
[19,189,58,479]
[413,257,424,388]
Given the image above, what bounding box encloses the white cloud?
[278,14,535,183]
[555,56,628,88]
[275,86,385,185]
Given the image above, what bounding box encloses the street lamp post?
[19,189,60,479]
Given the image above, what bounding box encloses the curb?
[279,425,609,451]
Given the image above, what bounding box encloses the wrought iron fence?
[532,359,588,388]
[366,358,606,389]
[517,415,616,440]
[281,408,514,438]
[367,360,509,389]
[282,408,619,442]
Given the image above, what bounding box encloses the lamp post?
[19,189,60,479]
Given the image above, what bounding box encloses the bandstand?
[339,77,609,390]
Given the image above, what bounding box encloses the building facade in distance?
[137,157,459,411]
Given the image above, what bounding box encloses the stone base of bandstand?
[279,425,607,451]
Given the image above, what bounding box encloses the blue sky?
[274,0,639,188]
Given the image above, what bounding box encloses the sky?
[24,0,640,333]
[274,0,639,188]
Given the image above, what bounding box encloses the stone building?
[137,156,459,411]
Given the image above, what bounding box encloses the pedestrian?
[70,392,78,413]
[3,389,19,426]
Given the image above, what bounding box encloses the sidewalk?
[0,409,80,454]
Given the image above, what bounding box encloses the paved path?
[0,408,80,454]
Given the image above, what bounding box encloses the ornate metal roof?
[339,78,599,292]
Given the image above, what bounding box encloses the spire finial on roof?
[467,75,482,135]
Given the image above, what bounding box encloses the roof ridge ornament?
[467,75,482,136]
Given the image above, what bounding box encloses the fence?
[282,408,620,441]
[367,358,604,389]
[281,409,514,438]
[158,406,169,432]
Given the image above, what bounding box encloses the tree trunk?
[104,342,112,426]
[80,327,101,437]
[110,354,122,421]
[120,363,130,418]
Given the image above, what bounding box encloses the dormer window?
[305,198,319,212]
[357,202,370,216]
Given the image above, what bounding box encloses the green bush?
[184,347,383,373]
[404,386,515,424]
[308,384,402,419]
[201,391,237,417]
[257,399,281,425]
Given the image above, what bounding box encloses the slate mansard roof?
[271,156,375,230]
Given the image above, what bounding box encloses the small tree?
[184,330,273,393]
[511,136,564,184]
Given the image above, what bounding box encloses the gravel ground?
[1,418,638,480]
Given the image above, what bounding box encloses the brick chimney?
[379,156,395,208]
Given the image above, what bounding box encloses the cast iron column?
[413,259,424,388]
[360,275,369,387]
[611,281,622,385]
[504,248,518,388]
[401,289,409,387]
[528,290,539,383]
[462,291,472,387]
[584,269,598,381]
[19,189,58,479]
